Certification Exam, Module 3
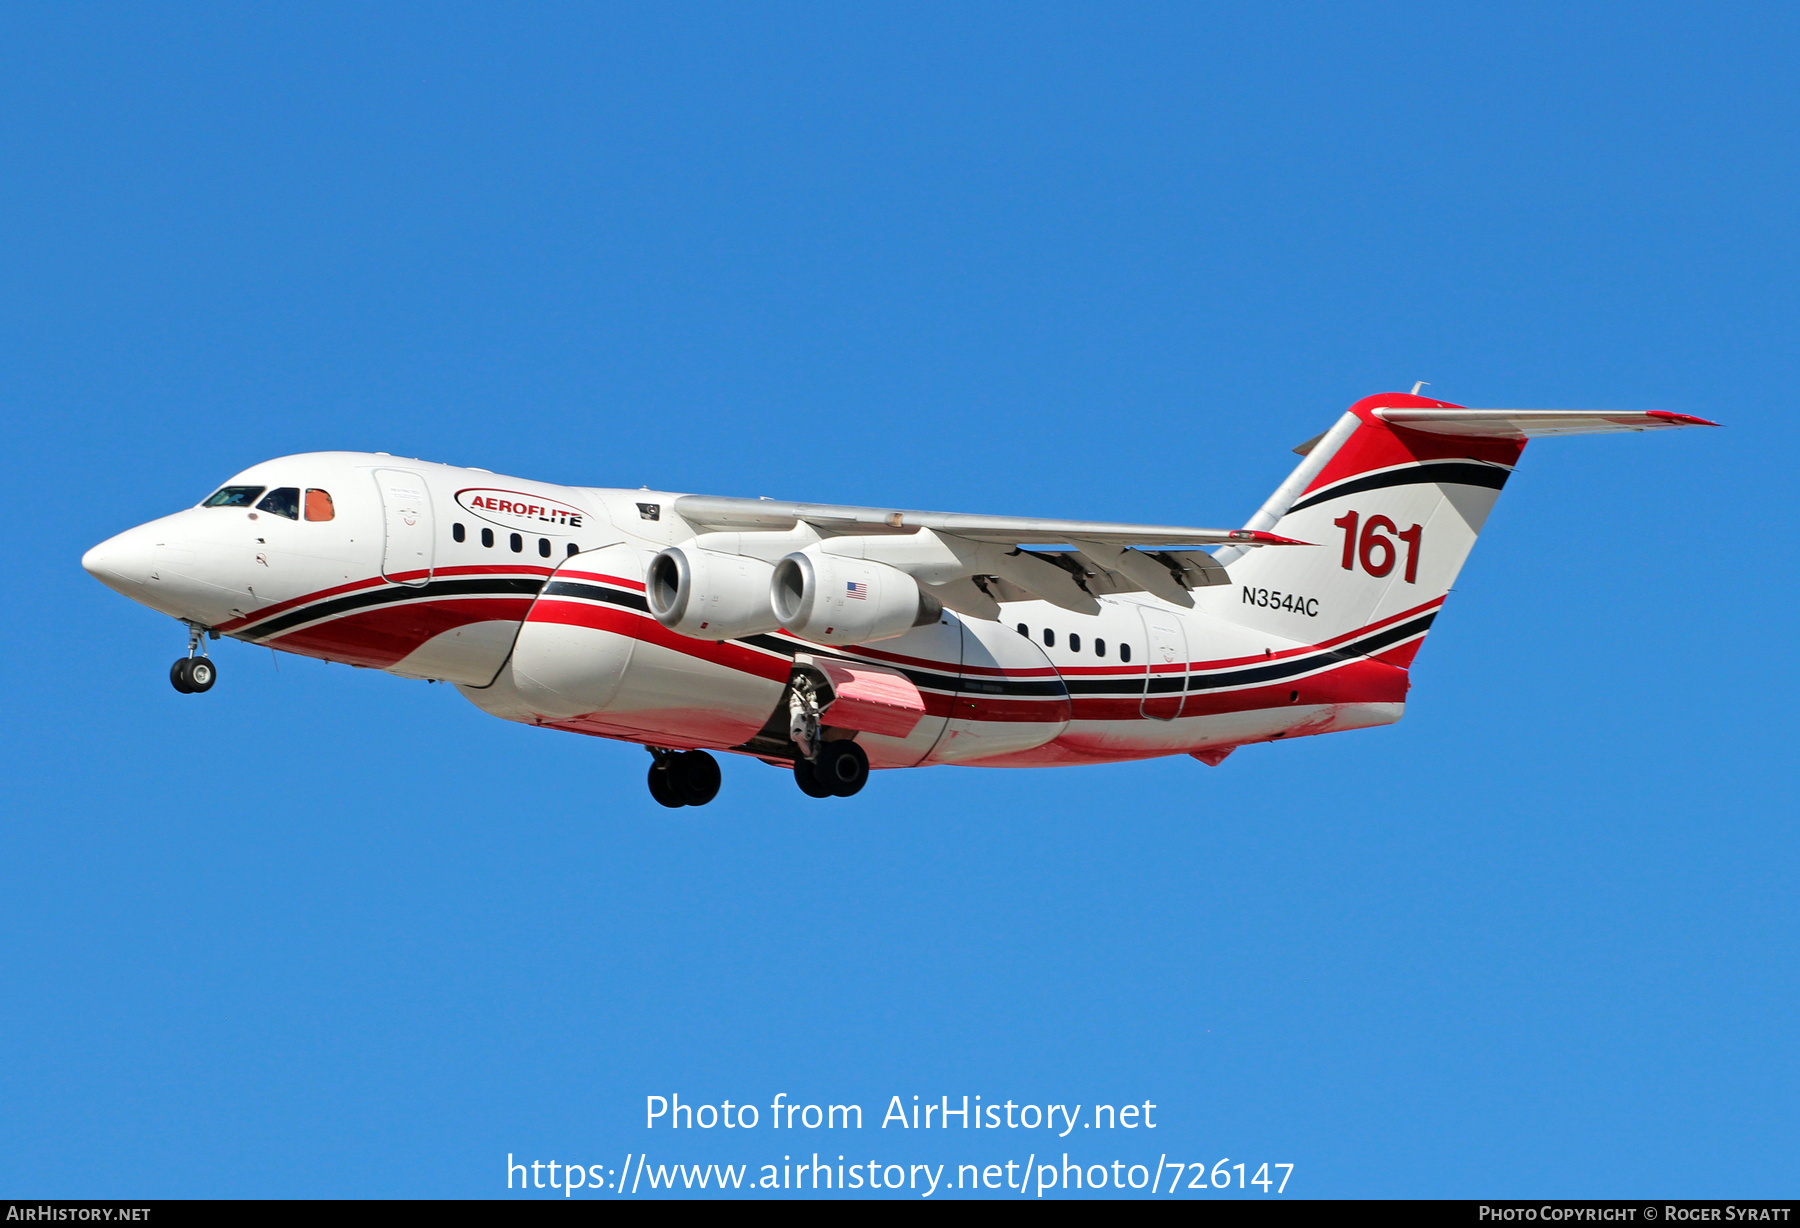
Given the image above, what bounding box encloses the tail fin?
[1216,393,1715,667]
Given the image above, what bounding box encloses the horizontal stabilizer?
[1373,408,1719,439]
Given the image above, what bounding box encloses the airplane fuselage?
[81,450,1407,775]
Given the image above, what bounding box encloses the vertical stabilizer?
[1219,393,1714,667]
[1220,393,1524,667]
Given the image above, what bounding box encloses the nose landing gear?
[170,621,219,694]
[646,747,722,808]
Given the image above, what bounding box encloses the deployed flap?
[1374,408,1719,439]
[924,575,1001,620]
[1071,542,1230,607]
[1150,549,1230,588]
[796,654,926,739]
[987,549,1101,615]
[673,494,1304,548]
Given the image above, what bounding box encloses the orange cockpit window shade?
[304,489,336,521]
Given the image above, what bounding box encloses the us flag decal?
[845,581,868,599]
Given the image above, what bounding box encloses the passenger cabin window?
[566,542,579,557]
[1068,633,1081,653]
[1095,638,1106,657]
[1120,643,1132,663]
[303,489,335,521]
[510,533,523,553]
[1017,623,1029,637]
[538,538,551,558]
[202,485,264,508]
[1043,628,1055,648]
[481,528,494,548]
[452,523,466,542]
[255,487,301,519]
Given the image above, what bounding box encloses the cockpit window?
[304,489,335,521]
[202,485,265,508]
[256,487,301,519]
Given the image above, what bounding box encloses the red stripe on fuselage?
[264,596,537,669]
[217,564,556,634]
[555,569,646,591]
[527,598,791,684]
[240,561,1428,728]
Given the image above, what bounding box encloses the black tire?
[669,751,722,806]
[647,762,685,808]
[793,758,834,798]
[170,659,194,693]
[186,657,217,693]
[816,740,869,798]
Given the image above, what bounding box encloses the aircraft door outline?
[374,468,434,587]
[1138,607,1188,720]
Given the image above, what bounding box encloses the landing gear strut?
[170,621,219,694]
[646,748,722,808]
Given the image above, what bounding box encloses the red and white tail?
[1216,393,1715,667]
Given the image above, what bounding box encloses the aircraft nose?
[82,526,155,593]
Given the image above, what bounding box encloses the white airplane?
[83,393,1714,807]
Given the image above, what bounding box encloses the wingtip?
[1646,411,1722,427]
[1231,530,1313,546]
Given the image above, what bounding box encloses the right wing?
[671,495,1300,547]
[671,495,1307,617]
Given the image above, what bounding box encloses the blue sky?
[2,2,1794,1198]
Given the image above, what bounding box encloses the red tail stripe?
[1304,393,1525,495]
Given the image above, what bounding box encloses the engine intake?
[771,548,942,646]
[646,546,782,640]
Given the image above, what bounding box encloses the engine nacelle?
[646,545,781,640]
[771,548,943,646]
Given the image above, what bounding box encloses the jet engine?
[771,547,943,646]
[646,545,782,640]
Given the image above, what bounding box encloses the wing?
[671,495,1302,548]
[671,496,1305,617]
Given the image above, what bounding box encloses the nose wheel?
[647,748,722,808]
[170,656,216,693]
[170,621,219,694]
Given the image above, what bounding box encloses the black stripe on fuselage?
[542,578,650,612]
[541,575,1426,699]
[1185,612,1436,691]
[536,586,1067,699]
[241,575,546,640]
[738,634,1067,699]
[1062,612,1439,697]
[1286,461,1510,514]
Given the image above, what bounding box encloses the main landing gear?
[794,740,869,799]
[170,621,219,694]
[786,670,869,798]
[646,748,722,808]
